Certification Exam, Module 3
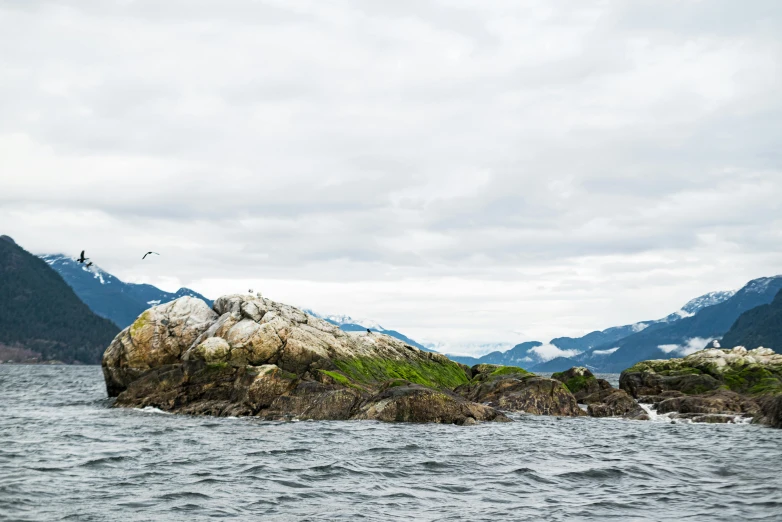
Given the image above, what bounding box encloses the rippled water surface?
[2,366,782,521]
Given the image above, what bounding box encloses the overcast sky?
[1,0,780,355]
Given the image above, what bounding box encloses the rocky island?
[620,346,782,427]
[103,295,587,424]
[102,294,782,428]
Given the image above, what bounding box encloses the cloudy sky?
[1,0,780,355]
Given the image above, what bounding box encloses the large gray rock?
[102,297,217,396]
[103,294,510,424]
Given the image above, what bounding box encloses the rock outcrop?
[551,366,647,420]
[586,390,648,420]
[620,347,782,427]
[105,295,561,424]
[455,365,585,417]
[551,367,612,402]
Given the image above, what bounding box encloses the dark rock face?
[548,367,648,420]
[551,367,612,403]
[456,365,585,417]
[619,371,722,398]
[757,395,782,429]
[586,390,648,420]
[354,383,510,425]
[656,390,760,416]
[619,347,782,427]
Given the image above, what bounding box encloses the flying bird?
[77,250,88,263]
[142,252,160,260]
[85,262,93,268]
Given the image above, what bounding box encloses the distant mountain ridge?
[549,290,736,353]
[445,280,779,373]
[447,341,543,368]
[0,236,119,363]
[545,276,782,372]
[41,254,212,329]
[721,289,782,351]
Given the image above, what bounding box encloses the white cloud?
[658,337,715,356]
[592,347,620,356]
[1,1,781,355]
[658,344,680,354]
[529,344,581,363]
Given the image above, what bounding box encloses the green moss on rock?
[129,310,151,337]
[333,357,469,390]
[318,369,354,387]
[489,366,530,378]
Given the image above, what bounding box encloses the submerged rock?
[620,347,782,427]
[103,294,508,425]
[455,364,585,417]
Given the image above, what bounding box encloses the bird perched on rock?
[366,329,372,334]
[142,251,159,259]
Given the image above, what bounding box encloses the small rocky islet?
[102,294,782,428]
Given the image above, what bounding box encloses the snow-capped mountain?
[543,276,782,372]
[41,254,212,329]
[311,313,386,332]
[680,290,737,314]
[447,281,773,373]
[549,289,737,354]
[305,309,432,352]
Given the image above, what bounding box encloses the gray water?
[2,366,782,521]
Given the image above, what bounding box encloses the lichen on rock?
[102,294,515,424]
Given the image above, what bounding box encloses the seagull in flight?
[142,251,160,260]
[77,250,89,264]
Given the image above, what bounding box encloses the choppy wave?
[2,365,782,521]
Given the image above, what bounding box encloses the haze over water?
[2,366,781,521]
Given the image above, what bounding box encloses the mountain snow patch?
[681,290,737,314]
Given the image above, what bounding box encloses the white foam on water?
[639,404,754,425]
[137,406,171,415]
[638,404,674,423]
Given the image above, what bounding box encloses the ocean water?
[2,366,782,521]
